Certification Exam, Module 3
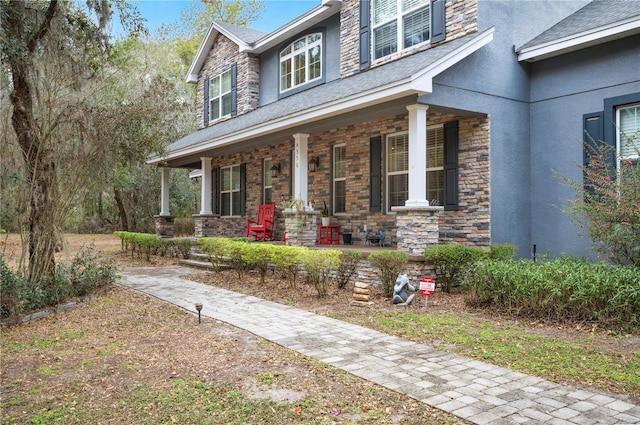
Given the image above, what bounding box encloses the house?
[149,0,640,260]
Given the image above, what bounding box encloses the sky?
[134,0,322,34]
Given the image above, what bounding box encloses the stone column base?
[154,215,174,239]
[193,214,217,237]
[392,205,443,259]
[284,209,319,247]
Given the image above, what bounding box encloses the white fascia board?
[241,0,342,54]
[185,22,253,83]
[154,79,416,164]
[411,27,494,93]
[517,16,640,62]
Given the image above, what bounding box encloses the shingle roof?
[214,21,268,44]
[518,0,640,51]
[164,30,491,156]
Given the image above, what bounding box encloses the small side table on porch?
[318,225,340,245]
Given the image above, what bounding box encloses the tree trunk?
[114,187,129,231]
[3,0,59,282]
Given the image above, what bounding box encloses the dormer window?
[210,69,233,120]
[280,33,322,92]
[373,0,430,60]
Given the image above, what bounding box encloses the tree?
[1,0,143,282]
[562,133,640,267]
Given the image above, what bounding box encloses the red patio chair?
[246,204,276,241]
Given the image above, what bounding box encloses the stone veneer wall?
[438,114,490,246]
[154,215,174,238]
[284,210,319,247]
[195,34,260,130]
[394,207,442,258]
[340,0,479,78]
[190,111,489,247]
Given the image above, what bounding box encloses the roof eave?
[185,22,253,83]
[151,28,494,165]
[517,16,640,62]
[242,0,342,54]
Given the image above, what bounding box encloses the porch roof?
[516,0,640,62]
[151,28,494,167]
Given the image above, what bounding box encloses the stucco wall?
[528,35,640,259]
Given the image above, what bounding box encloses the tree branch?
[27,0,58,52]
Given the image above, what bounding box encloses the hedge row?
[113,232,193,260]
[464,257,640,332]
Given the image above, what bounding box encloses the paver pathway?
[119,266,640,425]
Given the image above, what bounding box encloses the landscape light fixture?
[195,303,203,324]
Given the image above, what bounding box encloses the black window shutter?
[231,63,238,116]
[369,136,382,212]
[203,77,210,126]
[240,163,246,216]
[359,0,371,70]
[443,120,459,211]
[212,167,219,215]
[430,0,446,43]
[583,112,605,197]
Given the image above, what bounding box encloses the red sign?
[419,277,435,297]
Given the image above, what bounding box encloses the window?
[426,125,444,205]
[210,69,232,121]
[618,103,640,164]
[386,133,409,210]
[280,33,322,92]
[263,158,273,204]
[372,0,430,60]
[385,126,445,211]
[333,145,346,214]
[221,165,241,216]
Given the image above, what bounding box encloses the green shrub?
[300,249,341,297]
[242,243,273,284]
[197,237,227,271]
[1,248,117,320]
[465,257,640,332]
[368,251,409,297]
[424,244,486,293]
[488,243,517,261]
[271,245,305,288]
[336,250,363,289]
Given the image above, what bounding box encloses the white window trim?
[372,0,430,62]
[617,103,640,164]
[221,164,241,217]
[280,33,323,93]
[333,144,347,215]
[263,158,273,203]
[385,131,409,213]
[210,69,232,121]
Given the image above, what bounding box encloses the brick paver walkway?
[120,266,640,425]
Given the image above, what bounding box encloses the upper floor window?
[210,69,233,121]
[280,33,322,92]
[618,103,640,165]
[333,144,346,214]
[373,0,430,60]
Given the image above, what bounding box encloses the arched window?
[280,33,322,92]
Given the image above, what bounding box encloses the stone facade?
[190,111,490,248]
[154,215,174,238]
[284,210,319,247]
[393,206,442,259]
[340,0,479,78]
[193,214,217,237]
[196,34,260,130]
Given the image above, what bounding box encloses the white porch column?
[292,133,310,203]
[160,167,170,216]
[200,157,213,215]
[406,104,430,207]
